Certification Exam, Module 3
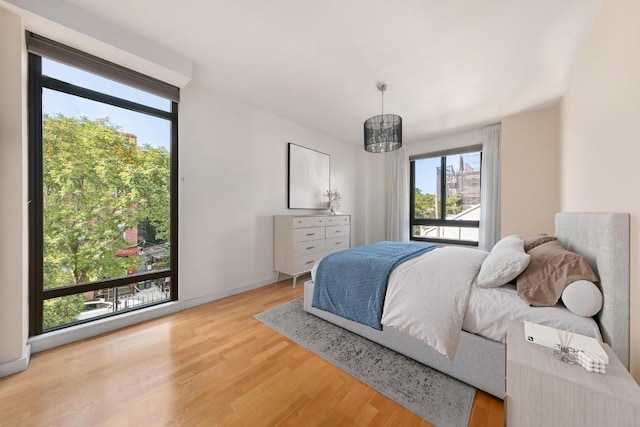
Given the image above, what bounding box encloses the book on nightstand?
[523,321,609,364]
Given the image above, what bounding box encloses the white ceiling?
[62,0,602,145]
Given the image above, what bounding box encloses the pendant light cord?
[377,82,387,120]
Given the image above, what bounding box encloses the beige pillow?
[523,233,557,252]
[516,240,598,306]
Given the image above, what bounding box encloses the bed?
[303,213,630,398]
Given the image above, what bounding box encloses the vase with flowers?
[324,189,341,214]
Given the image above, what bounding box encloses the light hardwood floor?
[0,280,504,426]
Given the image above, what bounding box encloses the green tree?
[133,144,171,242]
[43,295,86,330]
[446,195,462,217]
[42,115,170,327]
[414,188,436,218]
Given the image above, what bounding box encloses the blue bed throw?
[312,241,436,329]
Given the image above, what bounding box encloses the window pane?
[445,152,481,221]
[42,89,171,290]
[42,58,171,112]
[413,157,440,219]
[412,225,479,243]
[43,279,171,330]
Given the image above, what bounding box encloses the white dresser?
[274,214,351,287]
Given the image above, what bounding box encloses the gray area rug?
[254,298,475,427]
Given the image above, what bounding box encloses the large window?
[28,34,178,334]
[410,147,482,245]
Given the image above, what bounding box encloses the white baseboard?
[28,276,278,354]
[181,276,278,309]
[0,344,31,377]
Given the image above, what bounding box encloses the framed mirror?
[288,143,330,209]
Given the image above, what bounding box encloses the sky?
[42,58,171,151]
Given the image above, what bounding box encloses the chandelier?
[363,82,402,153]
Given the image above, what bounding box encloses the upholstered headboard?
[555,213,630,369]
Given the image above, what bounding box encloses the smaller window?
[410,149,482,246]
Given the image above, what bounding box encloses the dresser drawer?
[292,216,326,228]
[292,253,323,274]
[293,239,325,256]
[324,236,349,254]
[325,224,350,238]
[323,215,350,226]
[292,227,325,243]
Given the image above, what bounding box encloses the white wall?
[561,0,640,379]
[0,8,29,374]
[179,79,363,302]
[501,105,561,237]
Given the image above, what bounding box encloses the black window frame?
[28,35,179,336]
[409,148,482,247]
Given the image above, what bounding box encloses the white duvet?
[381,246,487,360]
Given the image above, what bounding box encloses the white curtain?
[386,146,410,242]
[479,124,501,251]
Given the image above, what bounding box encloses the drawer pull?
[306,246,315,250]
[305,260,315,265]
[334,242,342,245]
[334,230,342,233]
[306,233,316,236]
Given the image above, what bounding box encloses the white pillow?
[476,235,530,288]
[562,280,603,317]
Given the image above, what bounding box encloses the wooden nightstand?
[506,321,640,427]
